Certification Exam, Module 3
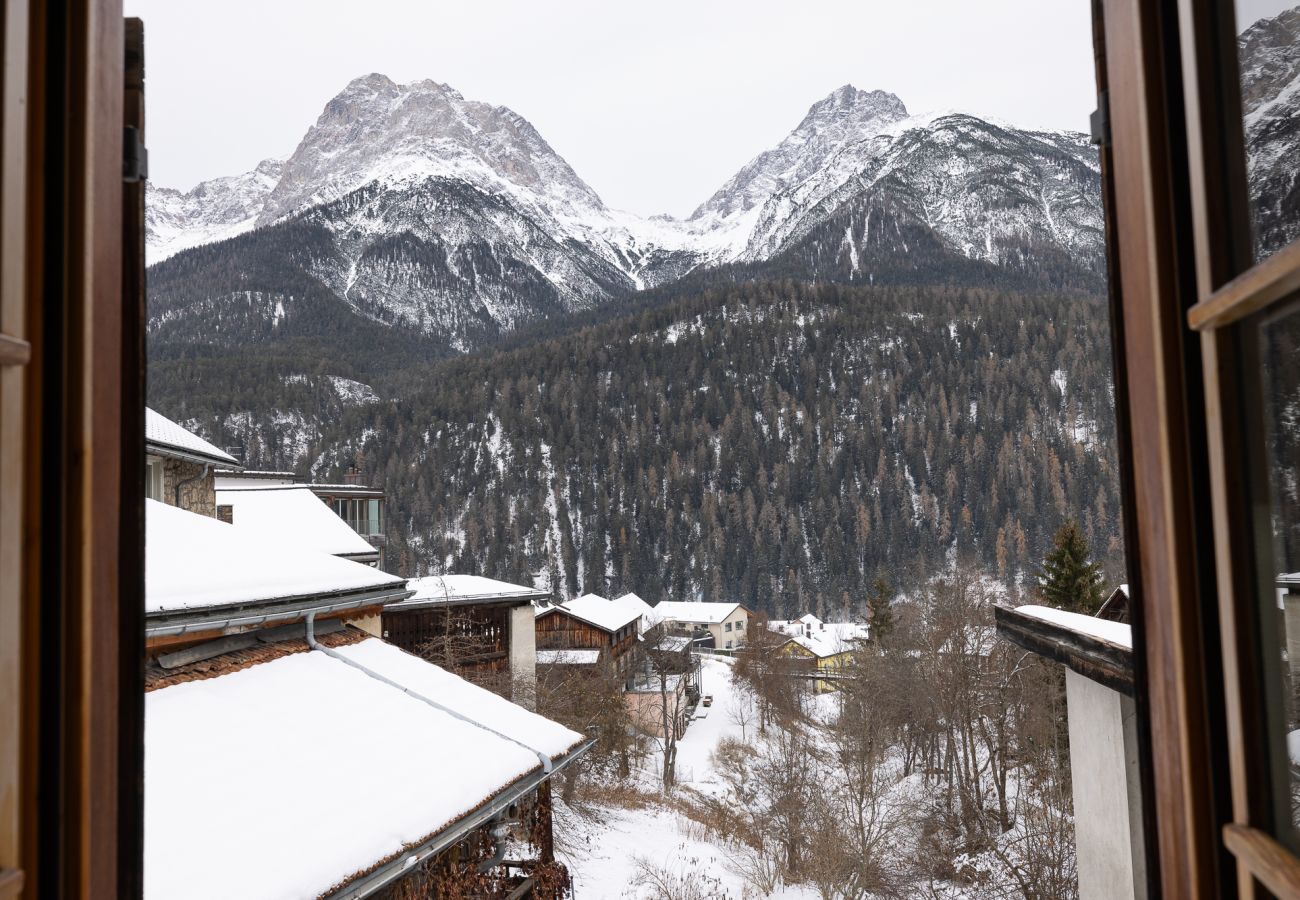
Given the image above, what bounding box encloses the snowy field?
[555,657,821,899]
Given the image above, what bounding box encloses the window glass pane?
[1246,296,1300,846]
[1234,2,1300,263]
[368,499,380,535]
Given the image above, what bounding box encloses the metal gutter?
[144,585,412,638]
[146,441,240,470]
[321,738,595,900]
[385,592,548,612]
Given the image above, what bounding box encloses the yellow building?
[769,614,870,692]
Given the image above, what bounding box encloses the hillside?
[289,281,1124,609]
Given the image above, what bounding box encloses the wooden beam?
[993,605,1135,696]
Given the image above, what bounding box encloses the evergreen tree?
[867,576,895,648]
[1035,519,1104,613]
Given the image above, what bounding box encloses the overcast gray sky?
[122,0,1292,218]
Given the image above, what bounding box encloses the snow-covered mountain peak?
[145,157,285,264]
[256,74,604,227]
[689,85,907,222]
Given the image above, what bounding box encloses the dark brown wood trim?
[117,17,145,898]
[1175,0,1253,298]
[993,605,1134,695]
[1188,240,1300,331]
[0,0,31,886]
[1103,0,1233,896]
[1224,825,1300,900]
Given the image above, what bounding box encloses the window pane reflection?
[1252,297,1300,844]
[1234,2,1300,263]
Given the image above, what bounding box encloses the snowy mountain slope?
[146,158,283,264]
[750,113,1105,289]
[695,86,909,222]
[1239,4,1300,257]
[147,77,1107,328]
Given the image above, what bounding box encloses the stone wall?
[162,458,216,517]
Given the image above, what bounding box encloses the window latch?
[123,125,148,183]
[1090,90,1110,148]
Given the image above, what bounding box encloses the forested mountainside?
[1240,5,1300,257]
[298,281,1123,613]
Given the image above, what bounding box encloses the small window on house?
[145,457,164,501]
[725,640,733,650]
[724,622,732,631]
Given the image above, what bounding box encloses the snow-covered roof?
[652,600,746,625]
[145,637,584,900]
[215,485,377,559]
[611,592,656,632]
[768,615,870,659]
[537,649,601,665]
[145,407,239,468]
[550,593,643,633]
[146,500,403,617]
[1014,604,1133,649]
[391,574,550,610]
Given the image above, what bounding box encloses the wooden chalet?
[381,575,549,701]
[534,594,641,676]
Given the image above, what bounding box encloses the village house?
[216,467,390,568]
[143,501,589,898]
[145,407,240,515]
[768,613,871,692]
[625,631,700,737]
[213,483,381,566]
[652,600,754,650]
[534,593,642,677]
[381,574,549,703]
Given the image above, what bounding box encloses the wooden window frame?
[1,1,143,898]
[1176,0,1300,893]
[1101,0,1300,894]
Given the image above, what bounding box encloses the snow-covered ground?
[556,657,822,899]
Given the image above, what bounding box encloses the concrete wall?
[1065,668,1146,900]
[510,603,537,709]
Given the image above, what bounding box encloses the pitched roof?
[550,593,643,633]
[610,593,656,632]
[652,600,745,625]
[146,500,404,619]
[768,615,870,658]
[145,407,239,468]
[390,574,550,610]
[215,485,377,559]
[145,633,584,900]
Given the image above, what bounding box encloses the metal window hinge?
[1090,90,1110,148]
[123,125,148,182]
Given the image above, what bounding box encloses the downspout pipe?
[173,461,210,508]
[305,612,554,773]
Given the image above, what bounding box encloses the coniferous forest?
[290,280,1124,616]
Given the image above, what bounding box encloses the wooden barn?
[534,594,642,677]
[381,575,549,700]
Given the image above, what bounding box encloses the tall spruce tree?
[1036,519,1104,614]
[867,576,895,648]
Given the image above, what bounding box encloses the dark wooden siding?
[382,604,511,674]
